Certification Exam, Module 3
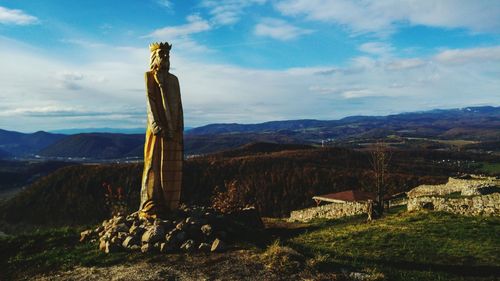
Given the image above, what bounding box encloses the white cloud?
[156,0,173,10]
[201,0,267,25]
[60,39,106,48]
[148,14,211,39]
[434,46,500,65]
[359,42,394,57]
[385,58,426,70]
[0,35,499,131]
[0,6,38,25]
[146,14,213,54]
[55,71,85,90]
[254,18,313,40]
[341,89,377,99]
[0,36,149,131]
[275,0,500,35]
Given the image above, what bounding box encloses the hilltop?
[1,208,498,281]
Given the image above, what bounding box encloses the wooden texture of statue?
[139,42,183,219]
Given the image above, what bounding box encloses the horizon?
[5,104,498,134]
[1,1,500,132]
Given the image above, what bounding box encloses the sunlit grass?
[289,209,500,280]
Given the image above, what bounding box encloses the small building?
[289,189,376,222]
[313,190,377,206]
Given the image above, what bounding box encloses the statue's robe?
[139,71,183,217]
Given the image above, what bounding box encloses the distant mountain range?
[0,129,65,157]
[49,127,146,135]
[39,133,144,159]
[0,106,498,159]
[49,127,194,134]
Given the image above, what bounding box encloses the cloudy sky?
[0,0,499,132]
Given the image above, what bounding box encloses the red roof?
[313,190,377,203]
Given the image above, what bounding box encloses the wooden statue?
[139,42,183,219]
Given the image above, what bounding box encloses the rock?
[180,239,196,252]
[127,212,139,220]
[129,223,138,233]
[122,236,139,248]
[130,226,146,238]
[95,205,237,254]
[201,224,212,236]
[175,231,187,244]
[141,225,165,244]
[117,232,129,240]
[115,223,129,233]
[105,241,120,253]
[79,229,93,242]
[176,221,187,231]
[159,220,173,230]
[160,241,177,253]
[99,240,107,252]
[228,207,264,229]
[187,224,202,238]
[110,236,122,244]
[102,232,112,242]
[348,271,374,281]
[159,242,167,253]
[141,243,153,253]
[211,239,226,252]
[198,243,211,252]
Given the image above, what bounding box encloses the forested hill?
[0,106,498,159]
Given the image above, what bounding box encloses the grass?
[0,225,143,280]
[1,208,499,280]
[479,162,500,175]
[288,208,500,281]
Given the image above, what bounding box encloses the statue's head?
[149,42,172,72]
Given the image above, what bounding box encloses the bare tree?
[369,141,392,216]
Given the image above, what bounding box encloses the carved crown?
[149,42,172,53]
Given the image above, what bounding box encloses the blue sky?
[0,0,499,132]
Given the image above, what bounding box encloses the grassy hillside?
[1,210,498,280]
[287,210,500,280]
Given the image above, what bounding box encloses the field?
[1,208,499,280]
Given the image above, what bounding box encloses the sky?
[0,0,499,132]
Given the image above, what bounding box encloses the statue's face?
[156,49,170,72]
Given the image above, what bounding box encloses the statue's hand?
[151,122,163,136]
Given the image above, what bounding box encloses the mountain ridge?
[0,106,498,158]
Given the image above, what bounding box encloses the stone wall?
[407,193,500,216]
[289,201,367,222]
[407,176,498,198]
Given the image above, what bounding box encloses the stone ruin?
[407,175,500,216]
[407,175,499,198]
[80,205,263,254]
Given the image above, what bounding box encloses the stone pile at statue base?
[80,205,263,254]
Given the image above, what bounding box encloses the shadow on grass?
[335,254,500,277]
